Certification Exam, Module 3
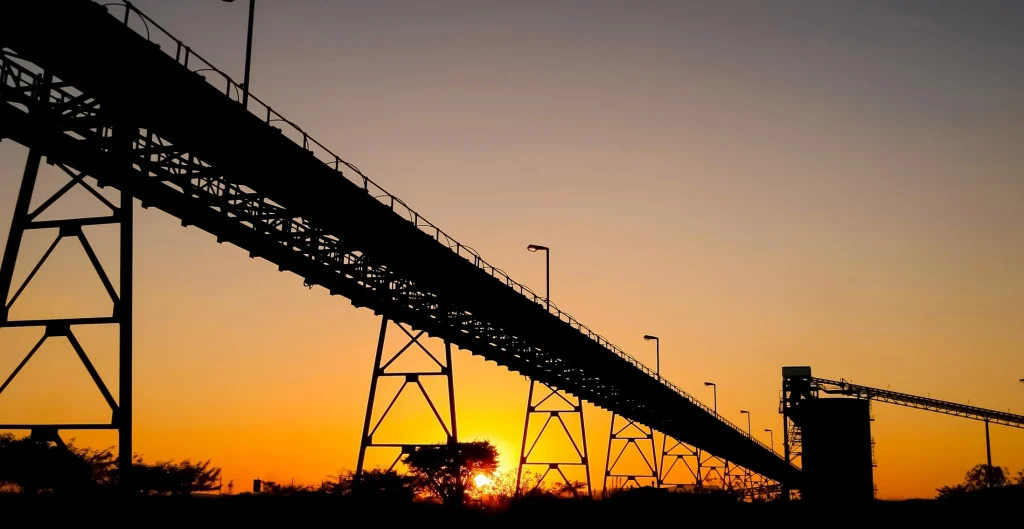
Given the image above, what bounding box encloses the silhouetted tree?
[347,468,417,501]
[70,443,117,486]
[549,479,588,498]
[259,480,315,496]
[1,433,226,497]
[480,468,539,501]
[0,433,100,494]
[965,464,1009,489]
[404,441,499,505]
[132,456,222,496]
[937,463,1011,498]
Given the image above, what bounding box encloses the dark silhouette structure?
[516,381,592,497]
[0,67,134,485]
[781,366,1024,500]
[0,0,794,495]
[604,414,659,490]
[516,243,594,497]
[800,398,874,503]
[356,318,458,477]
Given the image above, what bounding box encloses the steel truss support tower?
[516,380,592,496]
[356,316,458,477]
[658,434,772,499]
[779,366,814,499]
[701,452,773,501]
[0,76,134,487]
[659,435,704,489]
[698,451,736,490]
[604,413,658,490]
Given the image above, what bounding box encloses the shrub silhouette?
[0,433,98,494]
[937,463,1015,499]
[132,456,222,496]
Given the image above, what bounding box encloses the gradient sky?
[2,0,1023,499]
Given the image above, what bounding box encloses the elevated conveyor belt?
[0,0,798,483]
[813,377,1024,428]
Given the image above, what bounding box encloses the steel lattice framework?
[0,0,799,487]
[812,377,1024,429]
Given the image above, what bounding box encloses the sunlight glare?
[473,473,492,489]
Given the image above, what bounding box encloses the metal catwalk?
[0,0,799,486]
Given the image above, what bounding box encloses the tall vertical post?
[515,380,536,494]
[114,109,135,490]
[445,341,458,444]
[544,248,550,311]
[242,0,255,107]
[355,317,389,480]
[526,244,550,311]
[0,149,42,316]
[782,413,790,463]
[0,73,49,319]
[984,419,992,488]
[118,181,134,487]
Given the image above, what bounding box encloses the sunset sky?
[2,0,1023,499]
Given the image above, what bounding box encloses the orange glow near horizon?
[2,0,1024,501]
[474,473,493,489]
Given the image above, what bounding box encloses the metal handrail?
[95,0,782,460]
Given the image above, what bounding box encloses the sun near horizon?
[1,0,1023,501]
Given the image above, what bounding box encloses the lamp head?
[643,335,657,341]
[740,409,749,414]
[704,382,715,387]
[764,428,772,432]
[527,244,548,252]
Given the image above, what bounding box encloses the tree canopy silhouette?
[351,469,417,501]
[937,463,1015,499]
[403,441,498,505]
[132,456,222,496]
[0,433,222,496]
[0,433,117,494]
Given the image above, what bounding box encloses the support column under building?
[516,380,592,497]
[355,316,458,477]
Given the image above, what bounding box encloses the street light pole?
[740,410,751,437]
[764,429,774,454]
[703,382,717,414]
[643,335,659,378]
[223,0,256,107]
[526,244,550,310]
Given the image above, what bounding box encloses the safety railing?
[94,0,781,459]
